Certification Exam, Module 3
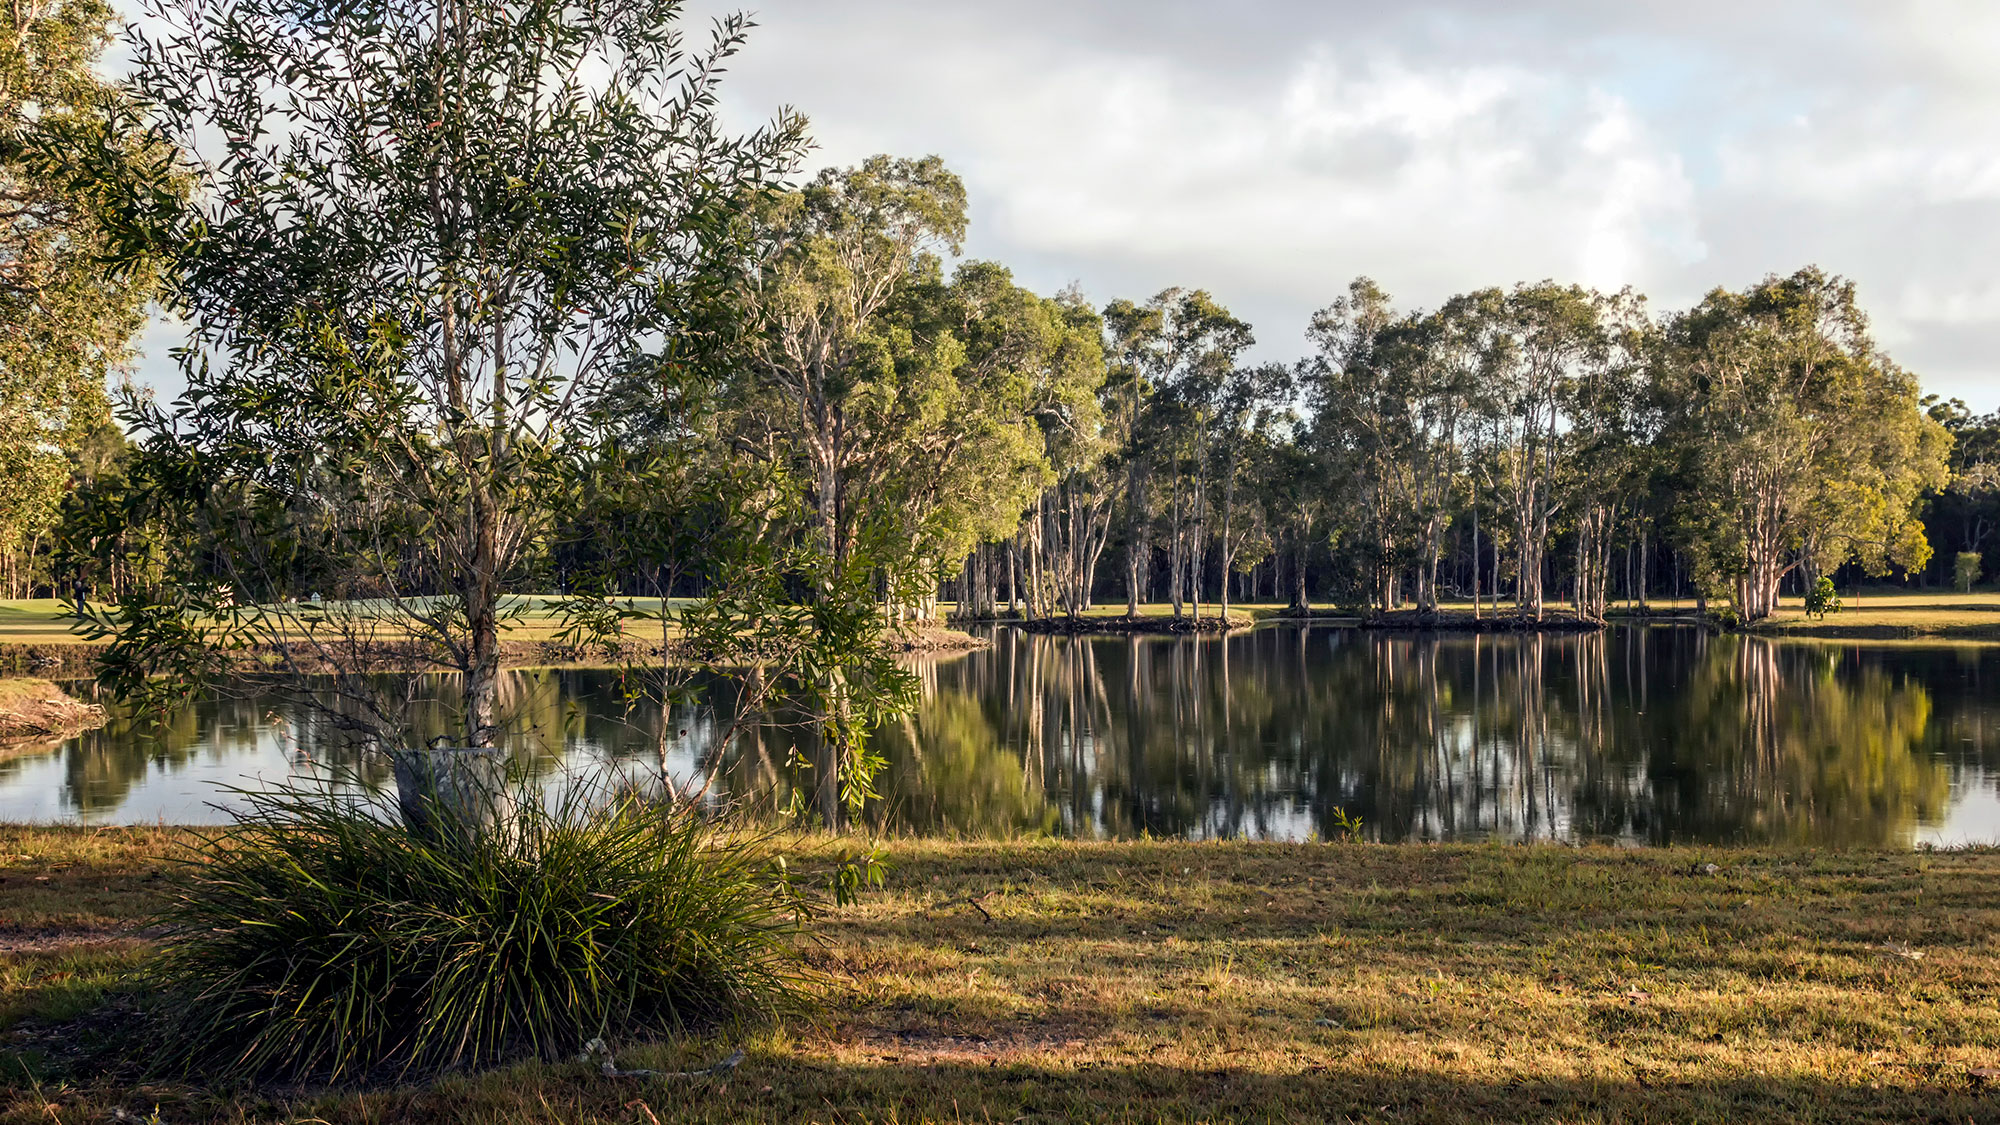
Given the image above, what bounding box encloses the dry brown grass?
[3,829,1999,1121]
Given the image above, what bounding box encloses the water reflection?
[4,627,1998,846]
[868,628,1983,845]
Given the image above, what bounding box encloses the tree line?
[0,0,1986,707]
[965,266,1959,628]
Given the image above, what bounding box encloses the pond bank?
[1003,612,1252,634]
[4,830,1997,1123]
[0,679,106,743]
[0,626,987,679]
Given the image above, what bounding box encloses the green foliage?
[0,0,172,576]
[735,156,1091,611]
[831,843,891,906]
[1097,287,1259,617]
[1660,268,1948,622]
[551,467,921,820]
[93,0,806,747]
[1805,576,1842,620]
[152,779,812,1083]
[1954,551,1982,593]
[1325,805,1365,844]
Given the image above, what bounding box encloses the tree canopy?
[0,0,168,594]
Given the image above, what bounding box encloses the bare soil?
[0,680,107,742]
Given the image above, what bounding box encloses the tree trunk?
[1007,539,1022,616]
[1471,499,1482,621]
[391,745,513,845]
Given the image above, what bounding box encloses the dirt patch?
[0,679,108,742]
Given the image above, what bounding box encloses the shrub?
[1805,576,1842,620]
[1955,551,1983,593]
[151,777,813,1083]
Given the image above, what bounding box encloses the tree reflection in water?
[6,627,1994,843]
[861,627,1974,846]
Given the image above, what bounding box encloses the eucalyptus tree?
[734,159,1092,621]
[1211,362,1287,622]
[1134,288,1254,619]
[1397,293,1492,610]
[1925,400,2000,580]
[1657,268,1948,621]
[100,0,805,748]
[1486,282,1605,619]
[1306,280,1486,613]
[1561,289,1653,621]
[0,0,171,596]
[1304,278,1406,610]
[1012,286,1112,621]
[1101,295,1164,613]
[732,154,967,596]
[1256,420,1328,613]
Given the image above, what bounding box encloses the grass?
[0,596,699,649]
[16,588,2000,655]
[0,602,89,648]
[1746,590,2000,639]
[4,829,1999,1121]
[0,679,54,712]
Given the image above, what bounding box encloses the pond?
[5,625,1999,846]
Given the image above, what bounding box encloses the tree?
[1304,278,1407,611]
[1008,285,1111,622]
[1659,268,1949,621]
[1101,296,1164,614]
[731,155,962,589]
[1210,362,1285,624]
[732,156,1093,622]
[1305,280,1487,614]
[1487,282,1607,620]
[1919,397,2000,586]
[0,0,168,595]
[105,0,805,747]
[1559,289,1652,621]
[1114,288,1253,620]
[1255,418,1326,613]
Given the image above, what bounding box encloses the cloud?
[677,0,2000,406]
[119,0,2000,409]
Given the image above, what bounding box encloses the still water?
[5,625,1999,846]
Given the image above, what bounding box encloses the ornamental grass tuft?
[151,775,812,1083]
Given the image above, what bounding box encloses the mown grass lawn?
[3,828,1999,1122]
[15,589,2000,651]
[0,596,698,650]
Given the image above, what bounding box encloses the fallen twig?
[927,892,996,923]
[581,1038,745,1079]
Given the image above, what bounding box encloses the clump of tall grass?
[151,774,812,1083]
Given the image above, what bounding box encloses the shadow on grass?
[6,1049,1991,1124]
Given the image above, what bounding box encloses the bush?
[1956,551,1983,593]
[1805,575,1842,619]
[151,777,813,1083]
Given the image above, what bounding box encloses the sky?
[127,0,2000,409]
